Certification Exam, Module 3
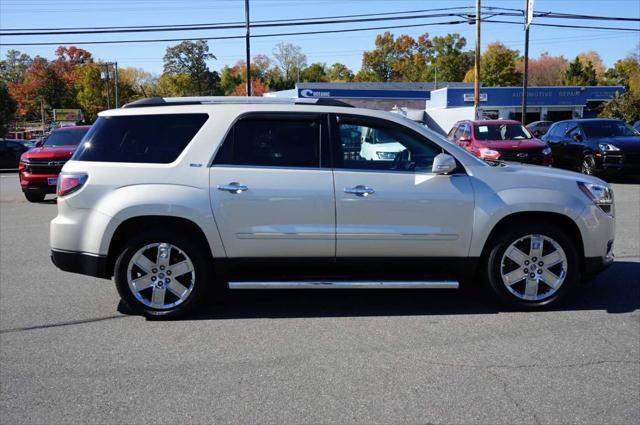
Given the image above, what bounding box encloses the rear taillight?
[57,173,88,197]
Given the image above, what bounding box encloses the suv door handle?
[344,186,375,197]
[217,182,248,193]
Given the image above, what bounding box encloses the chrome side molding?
[228,280,459,289]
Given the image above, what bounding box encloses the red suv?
[447,119,552,165]
[19,126,91,202]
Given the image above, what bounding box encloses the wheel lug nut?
[160,266,165,271]
[537,269,543,274]
[152,268,157,273]
[530,273,535,278]
[165,278,171,283]
[166,270,172,276]
[151,276,156,281]
[532,257,537,262]
[524,268,529,273]
[524,260,530,266]
[538,262,543,266]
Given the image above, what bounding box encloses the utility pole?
[114,61,119,108]
[244,0,252,96]
[474,0,481,119]
[40,98,45,133]
[521,0,534,124]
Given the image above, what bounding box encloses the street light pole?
[474,0,481,118]
[114,61,119,108]
[244,0,252,96]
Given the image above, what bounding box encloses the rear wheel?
[483,223,580,309]
[24,192,45,202]
[114,230,210,318]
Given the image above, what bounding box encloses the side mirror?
[458,135,471,144]
[572,134,583,142]
[432,153,457,174]
[35,139,44,147]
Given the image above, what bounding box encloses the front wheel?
[483,223,580,309]
[580,154,596,175]
[24,192,46,202]
[114,231,210,318]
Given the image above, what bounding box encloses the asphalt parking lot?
[0,173,638,424]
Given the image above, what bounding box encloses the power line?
[0,19,469,47]
[484,19,640,32]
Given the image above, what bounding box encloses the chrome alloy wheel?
[500,234,568,301]
[126,243,195,309]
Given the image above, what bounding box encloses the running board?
[228,280,459,289]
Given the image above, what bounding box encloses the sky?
[1,0,639,76]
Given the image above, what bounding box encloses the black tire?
[482,222,580,310]
[24,192,45,202]
[114,229,211,318]
[580,154,596,176]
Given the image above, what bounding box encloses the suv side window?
[334,116,441,172]
[73,114,208,163]
[214,115,322,168]
[447,125,458,140]
[567,125,583,140]
[551,122,568,138]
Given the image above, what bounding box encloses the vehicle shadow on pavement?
[153,260,639,321]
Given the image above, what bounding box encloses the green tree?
[163,40,219,95]
[431,33,472,82]
[0,50,33,84]
[0,81,17,136]
[356,32,432,82]
[74,63,106,122]
[480,42,521,87]
[564,56,597,86]
[605,56,640,93]
[327,63,354,82]
[273,42,307,82]
[599,91,640,122]
[302,63,328,82]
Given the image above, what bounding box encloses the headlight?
[598,143,620,152]
[376,151,397,160]
[479,148,500,160]
[578,181,614,215]
[542,146,552,156]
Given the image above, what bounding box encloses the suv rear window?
[72,114,208,163]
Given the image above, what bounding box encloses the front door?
[331,115,475,259]
[209,113,335,258]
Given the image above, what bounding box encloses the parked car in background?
[527,120,553,137]
[50,97,614,318]
[633,120,640,133]
[448,120,553,165]
[542,119,640,177]
[19,126,91,202]
[0,139,30,169]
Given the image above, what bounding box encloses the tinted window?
[473,123,532,141]
[215,118,321,168]
[581,121,638,138]
[44,128,89,147]
[73,114,208,163]
[335,118,441,172]
[550,122,569,138]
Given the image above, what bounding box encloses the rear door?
[209,113,335,258]
[546,122,569,167]
[330,114,474,260]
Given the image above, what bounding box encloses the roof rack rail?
[122,96,354,108]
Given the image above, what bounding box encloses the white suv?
[50,97,615,317]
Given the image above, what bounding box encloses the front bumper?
[597,152,640,174]
[51,249,111,279]
[19,171,59,194]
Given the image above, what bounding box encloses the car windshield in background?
[581,121,639,138]
[473,124,532,141]
[44,129,88,147]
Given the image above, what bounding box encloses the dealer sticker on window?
[48,177,58,186]
[478,126,489,133]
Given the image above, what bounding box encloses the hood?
[477,138,546,150]
[491,162,607,185]
[22,145,77,160]
[594,136,640,152]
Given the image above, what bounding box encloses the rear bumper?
[51,249,111,279]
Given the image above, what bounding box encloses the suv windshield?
[473,123,532,141]
[44,129,88,147]
[581,121,638,138]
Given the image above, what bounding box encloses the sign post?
[474,0,481,119]
[521,0,534,124]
